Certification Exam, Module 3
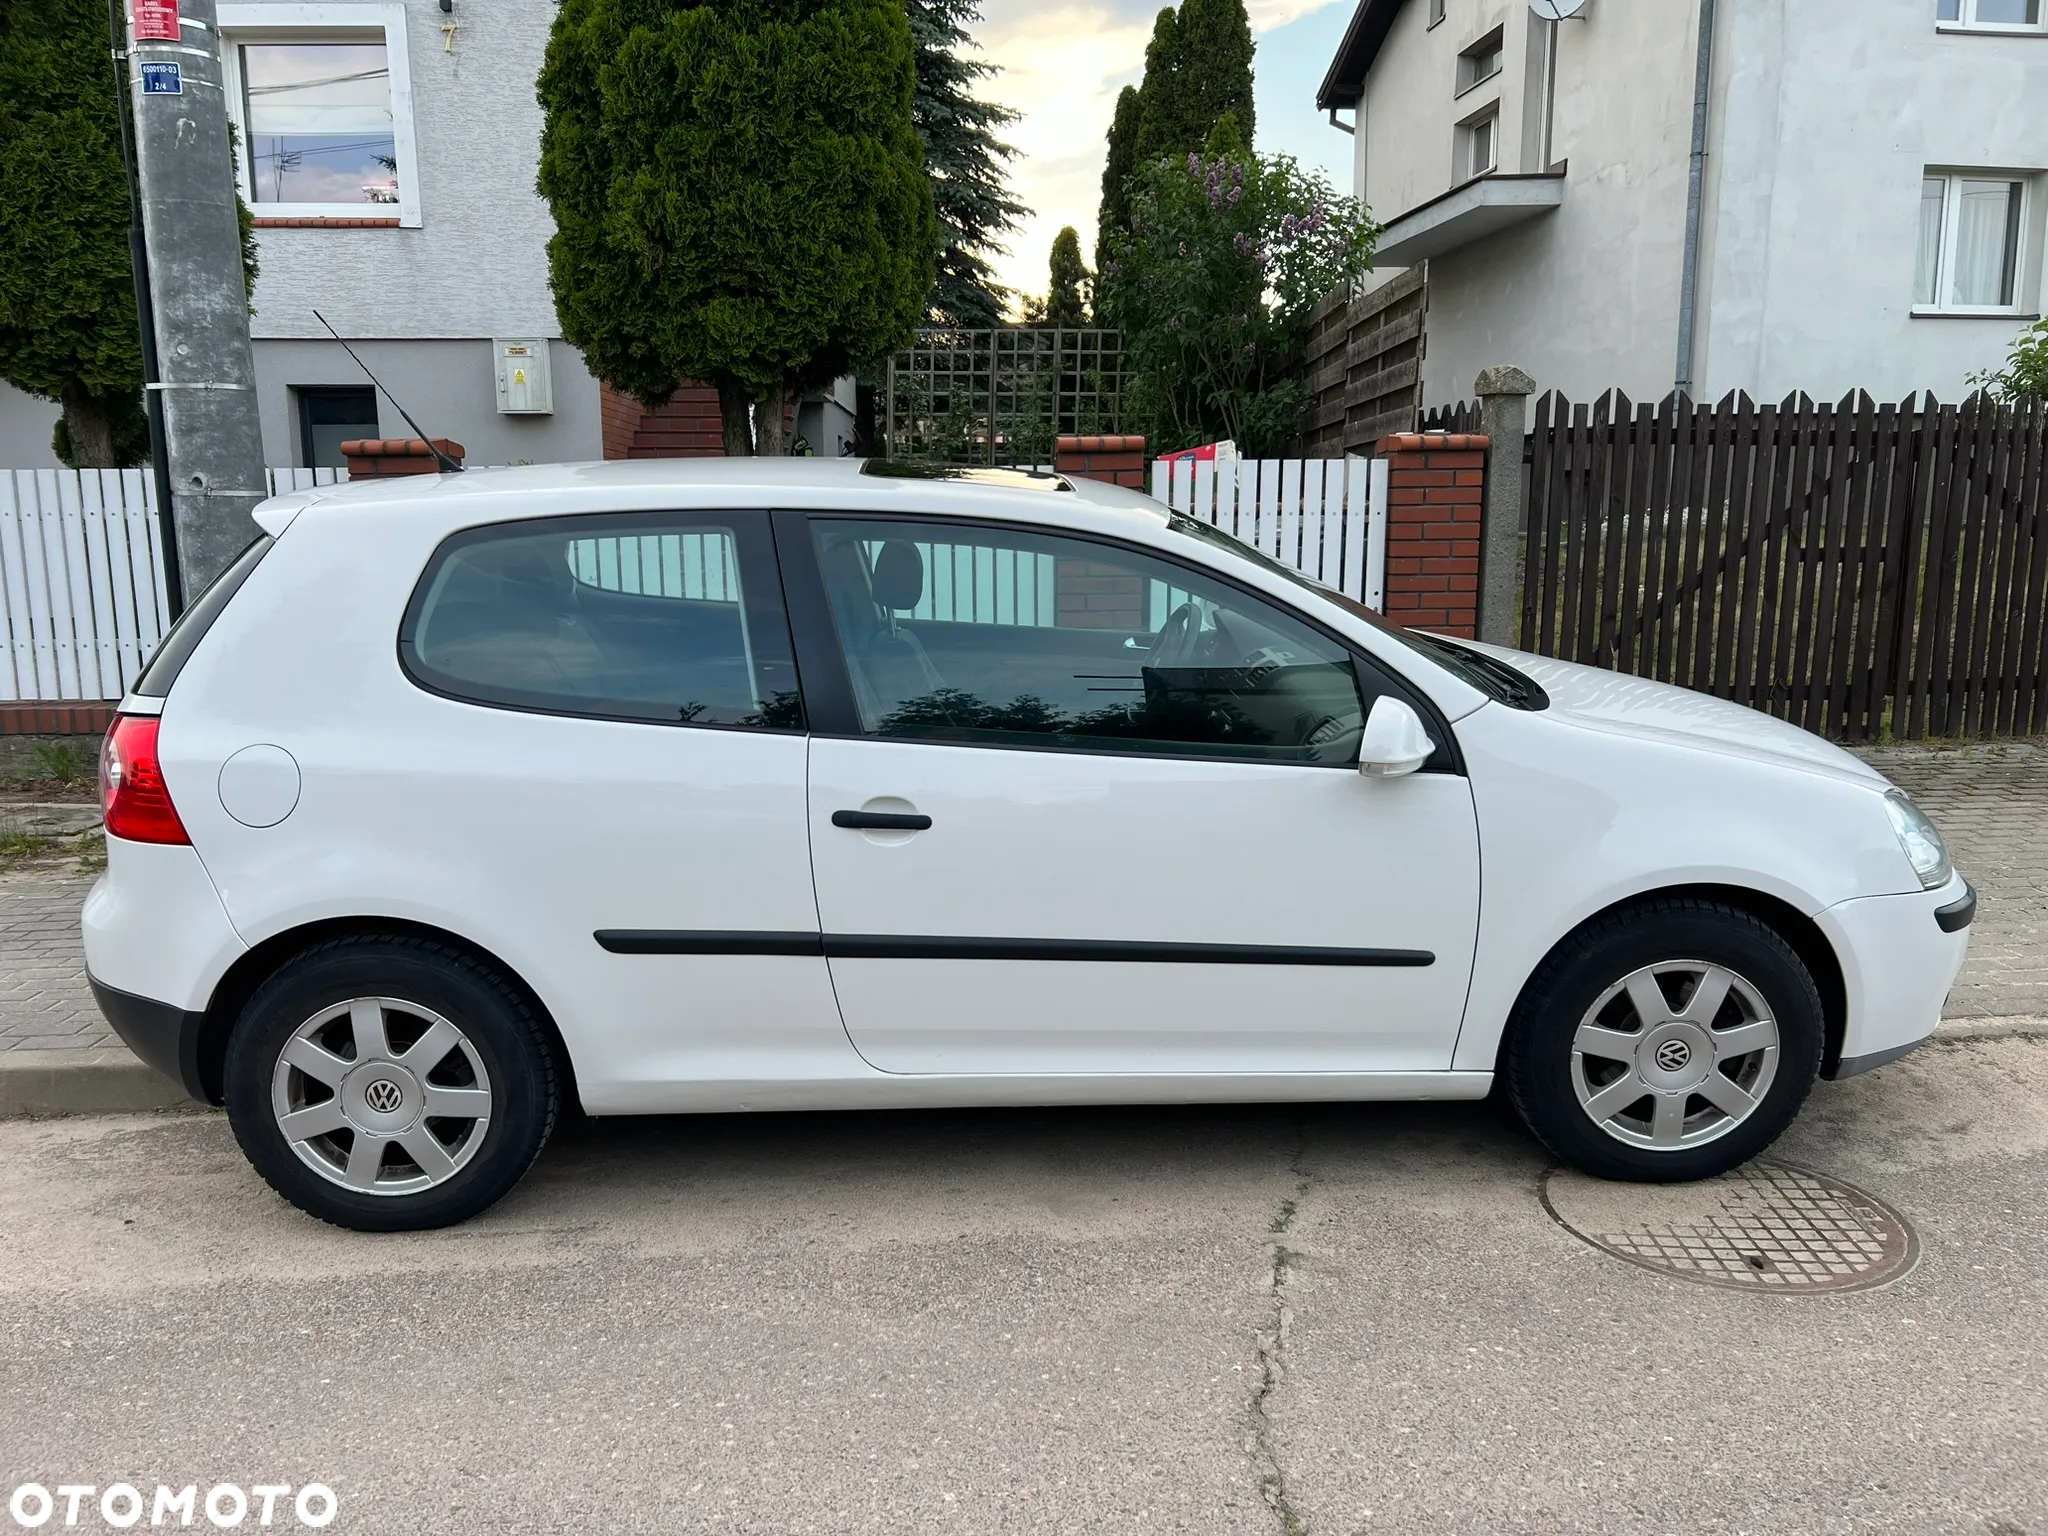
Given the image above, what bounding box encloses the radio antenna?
[311,309,463,473]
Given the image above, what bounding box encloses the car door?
[787,510,1482,1077]
[389,508,850,1110]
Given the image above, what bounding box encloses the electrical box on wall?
[494,339,553,415]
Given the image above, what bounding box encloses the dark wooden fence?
[1521,390,2048,741]
[1297,267,1429,455]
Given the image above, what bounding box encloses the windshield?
[1166,514,1547,710]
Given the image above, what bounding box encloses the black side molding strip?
[596,931,1432,966]
[595,931,825,956]
[1935,882,1976,933]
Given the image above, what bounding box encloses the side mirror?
[1357,696,1436,778]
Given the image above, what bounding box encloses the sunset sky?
[971,0,1359,310]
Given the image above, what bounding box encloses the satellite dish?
[1529,0,1589,18]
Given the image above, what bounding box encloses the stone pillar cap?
[1474,365,1536,397]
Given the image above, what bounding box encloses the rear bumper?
[1817,873,1973,1082]
[88,976,212,1102]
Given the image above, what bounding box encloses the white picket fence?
[2,457,1388,703]
[1149,456,1388,609]
[0,468,347,701]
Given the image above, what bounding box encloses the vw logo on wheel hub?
[364,1078,404,1113]
[1655,1039,1693,1073]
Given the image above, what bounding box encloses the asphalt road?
[4,1036,2046,1535]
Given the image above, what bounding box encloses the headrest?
[871,539,925,612]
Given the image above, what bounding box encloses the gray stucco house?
[1317,0,2048,409]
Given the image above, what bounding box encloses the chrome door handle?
[831,810,932,831]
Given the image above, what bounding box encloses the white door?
[386,510,847,1109]
[799,514,1481,1076]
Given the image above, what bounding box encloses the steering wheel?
[1151,601,1204,669]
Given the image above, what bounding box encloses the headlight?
[1884,790,1953,890]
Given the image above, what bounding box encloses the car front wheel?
[224,936,558,1231]
[1503,899,1824,1182]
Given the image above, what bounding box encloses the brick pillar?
[340,438,466,477]
[1054,434,1146,488]
[600,383,644,460]
[1374,431,1488,639]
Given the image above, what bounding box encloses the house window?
[297,386,378,468]
[218,4,420,226]
[1457,28,1504,94]
[1429,0,1446,26]
[1915,172,2030,312]
[1456,109,1499,182]
[1937,0,2045,28]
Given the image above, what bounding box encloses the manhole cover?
[1540,1161,1917,1293]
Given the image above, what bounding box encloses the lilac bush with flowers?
[1100,148,1377,455]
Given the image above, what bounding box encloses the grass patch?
[74,829,106,874]
[0,819,56,866]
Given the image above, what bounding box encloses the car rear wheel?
[224,937,558,1231]
[1503,899,1824,1182]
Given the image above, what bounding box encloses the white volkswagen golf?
[84,460,1973,1231]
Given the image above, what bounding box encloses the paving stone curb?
[0,1049,202,1117]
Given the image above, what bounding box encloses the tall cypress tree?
[1098,0,1256,280]
[539,0,938,454]
[1172,0,1255,151]
[906,0,1026,329]
[0,0,145,467]
[1097,84,1143,273]
[1043,227,1090,327]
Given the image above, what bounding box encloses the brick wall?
[1054,434,1146,488]
[0,703,116,736]
[1055,559,1147,630]
[1375,431,1487,639]
[601,383,792,459]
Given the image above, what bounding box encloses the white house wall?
[237,0,601,462]
[1356,0,1703,408]
[1697,0,2048,402]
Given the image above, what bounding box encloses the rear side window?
[399,512,802,730]
[133,533,275,698]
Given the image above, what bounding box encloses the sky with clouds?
[970,0,1359,309]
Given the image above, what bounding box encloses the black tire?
[224,936,558,1231]
[1502,898,1824,1182]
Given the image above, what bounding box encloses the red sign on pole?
[132,0,180,41]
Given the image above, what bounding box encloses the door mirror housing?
[1357,696,1436,778]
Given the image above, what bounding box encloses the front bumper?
[1818,875,1974,1081]
[88,976,213,1102]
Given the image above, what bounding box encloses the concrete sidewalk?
[3,740,2043,1111]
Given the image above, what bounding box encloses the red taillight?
[101,715,190,845]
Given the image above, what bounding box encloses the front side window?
[219,5,420,225]
[1915,171,2029,312]
[401,516,801,730]
[1938,0,2044,27]
[811,518,1367,766]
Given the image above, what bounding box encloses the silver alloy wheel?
[270,996,493,1195]
[1569,960,1780,1150]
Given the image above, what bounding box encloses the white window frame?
[1936,0,2047,33]
[1455,105,1499,184]
[217,3,420,228]
[1914,169,2038,317]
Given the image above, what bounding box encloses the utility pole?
[124,0,268,593]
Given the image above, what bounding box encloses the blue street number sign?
[139,61,183,95]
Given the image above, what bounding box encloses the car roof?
[263,457,1172,540]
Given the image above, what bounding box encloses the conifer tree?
[907,0,1027,329]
